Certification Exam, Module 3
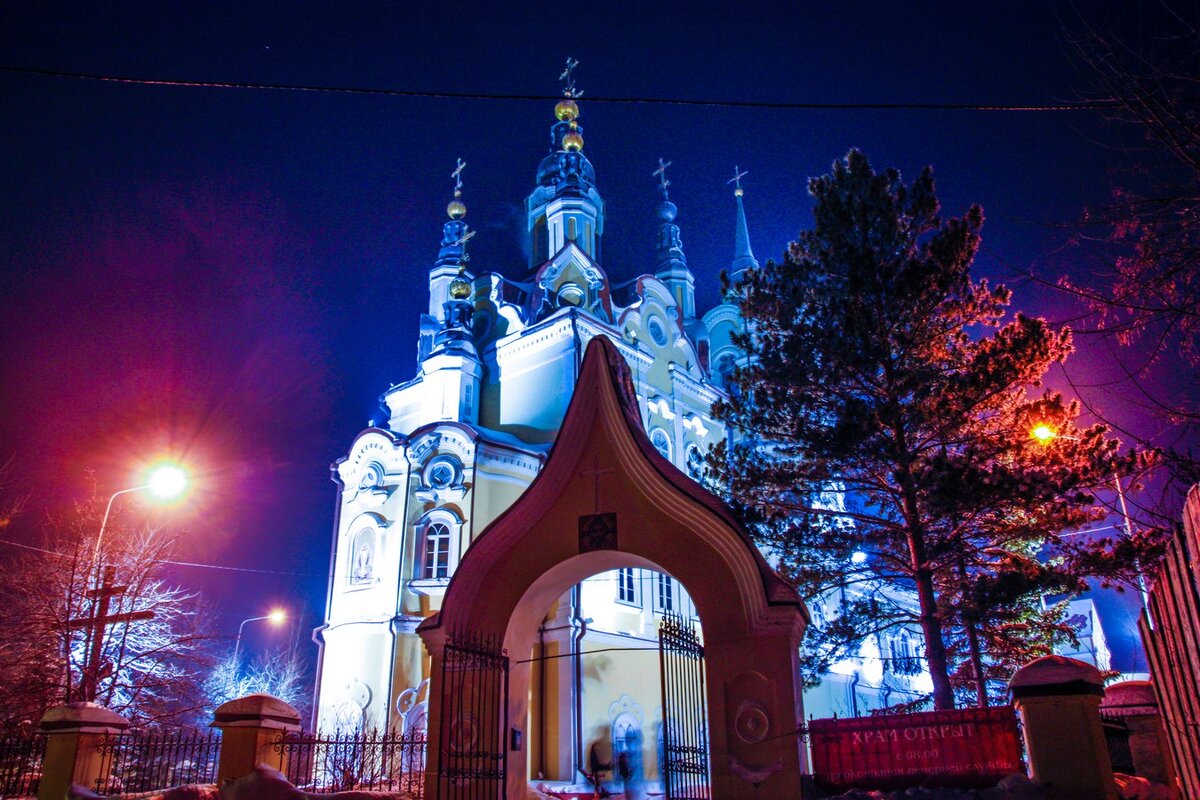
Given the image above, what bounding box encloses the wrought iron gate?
[658,613,711,799]
[438,632,509,799]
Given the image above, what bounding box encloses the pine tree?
[715,150,1150,709]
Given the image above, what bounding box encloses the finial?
[729,165,748,197]
[449,227,475,299]
[447,158,467,219]
[559,57,583,99]
[653,158,672,200]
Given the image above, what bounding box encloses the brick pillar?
[1010,655,1117,800]
[211,693,302,785]
[37,702,129,800]
[1102,680,1180,794]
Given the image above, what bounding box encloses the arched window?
[685,444,703,481]
[412,509,463,589]
[649,428,672,461]
[423,523,451,580]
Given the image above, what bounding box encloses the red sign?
[809,706,1024,791]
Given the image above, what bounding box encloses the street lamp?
[232,609,288,674]
[91,464,189,571]
[1029,425,1150,611]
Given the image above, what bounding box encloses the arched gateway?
[419,337,809,798]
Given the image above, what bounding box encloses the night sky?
[1,3,1170,672]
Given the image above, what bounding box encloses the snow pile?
[1114,773,1173,800]
[817,773,1046,800]
[67,785,218,800]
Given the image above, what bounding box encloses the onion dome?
[447,194,467,220]
[656,200,678,223]
[449,266,472,300]
[563,125,584,152]
[555,99,579,121]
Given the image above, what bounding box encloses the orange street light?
[232,609,288,672]
[92,463,189,576]
[1027,425,1149,612]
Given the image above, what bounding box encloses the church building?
[313,69,926,790]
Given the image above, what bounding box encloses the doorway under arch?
[419,337,809,798]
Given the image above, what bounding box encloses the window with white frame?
[655,573,674,612]
[423,523,451,579]
[616,567,639,606]
[412,510,462,586]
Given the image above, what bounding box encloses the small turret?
[729,166,759,282]
[651,158,696,318]
[526,58,604,267]
[429,159,475,321]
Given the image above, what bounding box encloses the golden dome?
[449,274,471,300]
[555,99,579,121]
[447,198,467,219]
[734,187,744,197]
[563,130,584,152]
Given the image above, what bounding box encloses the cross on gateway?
[653,158,672,199]
[579,453,615,514]
[728,166,749,192]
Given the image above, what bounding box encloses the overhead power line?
[0,65,1120,113]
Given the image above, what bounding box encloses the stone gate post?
[37,702,129,800]
[1010,655,1117,800]
[211,694,302,784]
[1101,680,1180,793]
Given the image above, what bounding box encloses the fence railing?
[1100,710,1136,776]
[273,728,426,796]
[0,734,46,796]
[93,729,221,794]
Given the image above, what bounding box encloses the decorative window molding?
[681,414,710,439]
[411,508,464,595]
[646,396,676,421]
[415,454,467,504]
[616,567,640,607]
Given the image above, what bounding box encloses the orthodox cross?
[653,158,672,200]
[728,165,749,193]
[66,565,155,701]
[451,158,466,193]
[559,57,582,98]
[453,227,476,265]
[579,453,615,514]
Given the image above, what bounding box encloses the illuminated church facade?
[313,81,929,784]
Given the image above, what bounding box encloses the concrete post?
[1101,680,1180,794]
[211,693,302,785]
[37,702,129,800]
[1010,655,1117,800]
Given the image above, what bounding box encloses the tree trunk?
[965,621,987,707]
[913,568,955,710]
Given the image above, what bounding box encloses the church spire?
[652,158,695,318]
[428,158,474,321]
[729,166,758,278]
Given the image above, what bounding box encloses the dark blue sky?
[0,2,1166,670]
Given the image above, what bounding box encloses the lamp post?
[76,464,188,701]
[231,609,287,685]
[1029,425,1150,612]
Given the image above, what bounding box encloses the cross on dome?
[451,158,466,194]
[728,165,749,197]
[559,57,583,98]
[653,158,673,200]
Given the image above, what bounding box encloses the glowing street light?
[232,609,288,673]
[92,463,189,575]
[1028,425,1149,612]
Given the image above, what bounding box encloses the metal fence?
[1100,710,1136,775]
[274,728,426,796]
[0,734,45,797]
[93,729,221,794]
